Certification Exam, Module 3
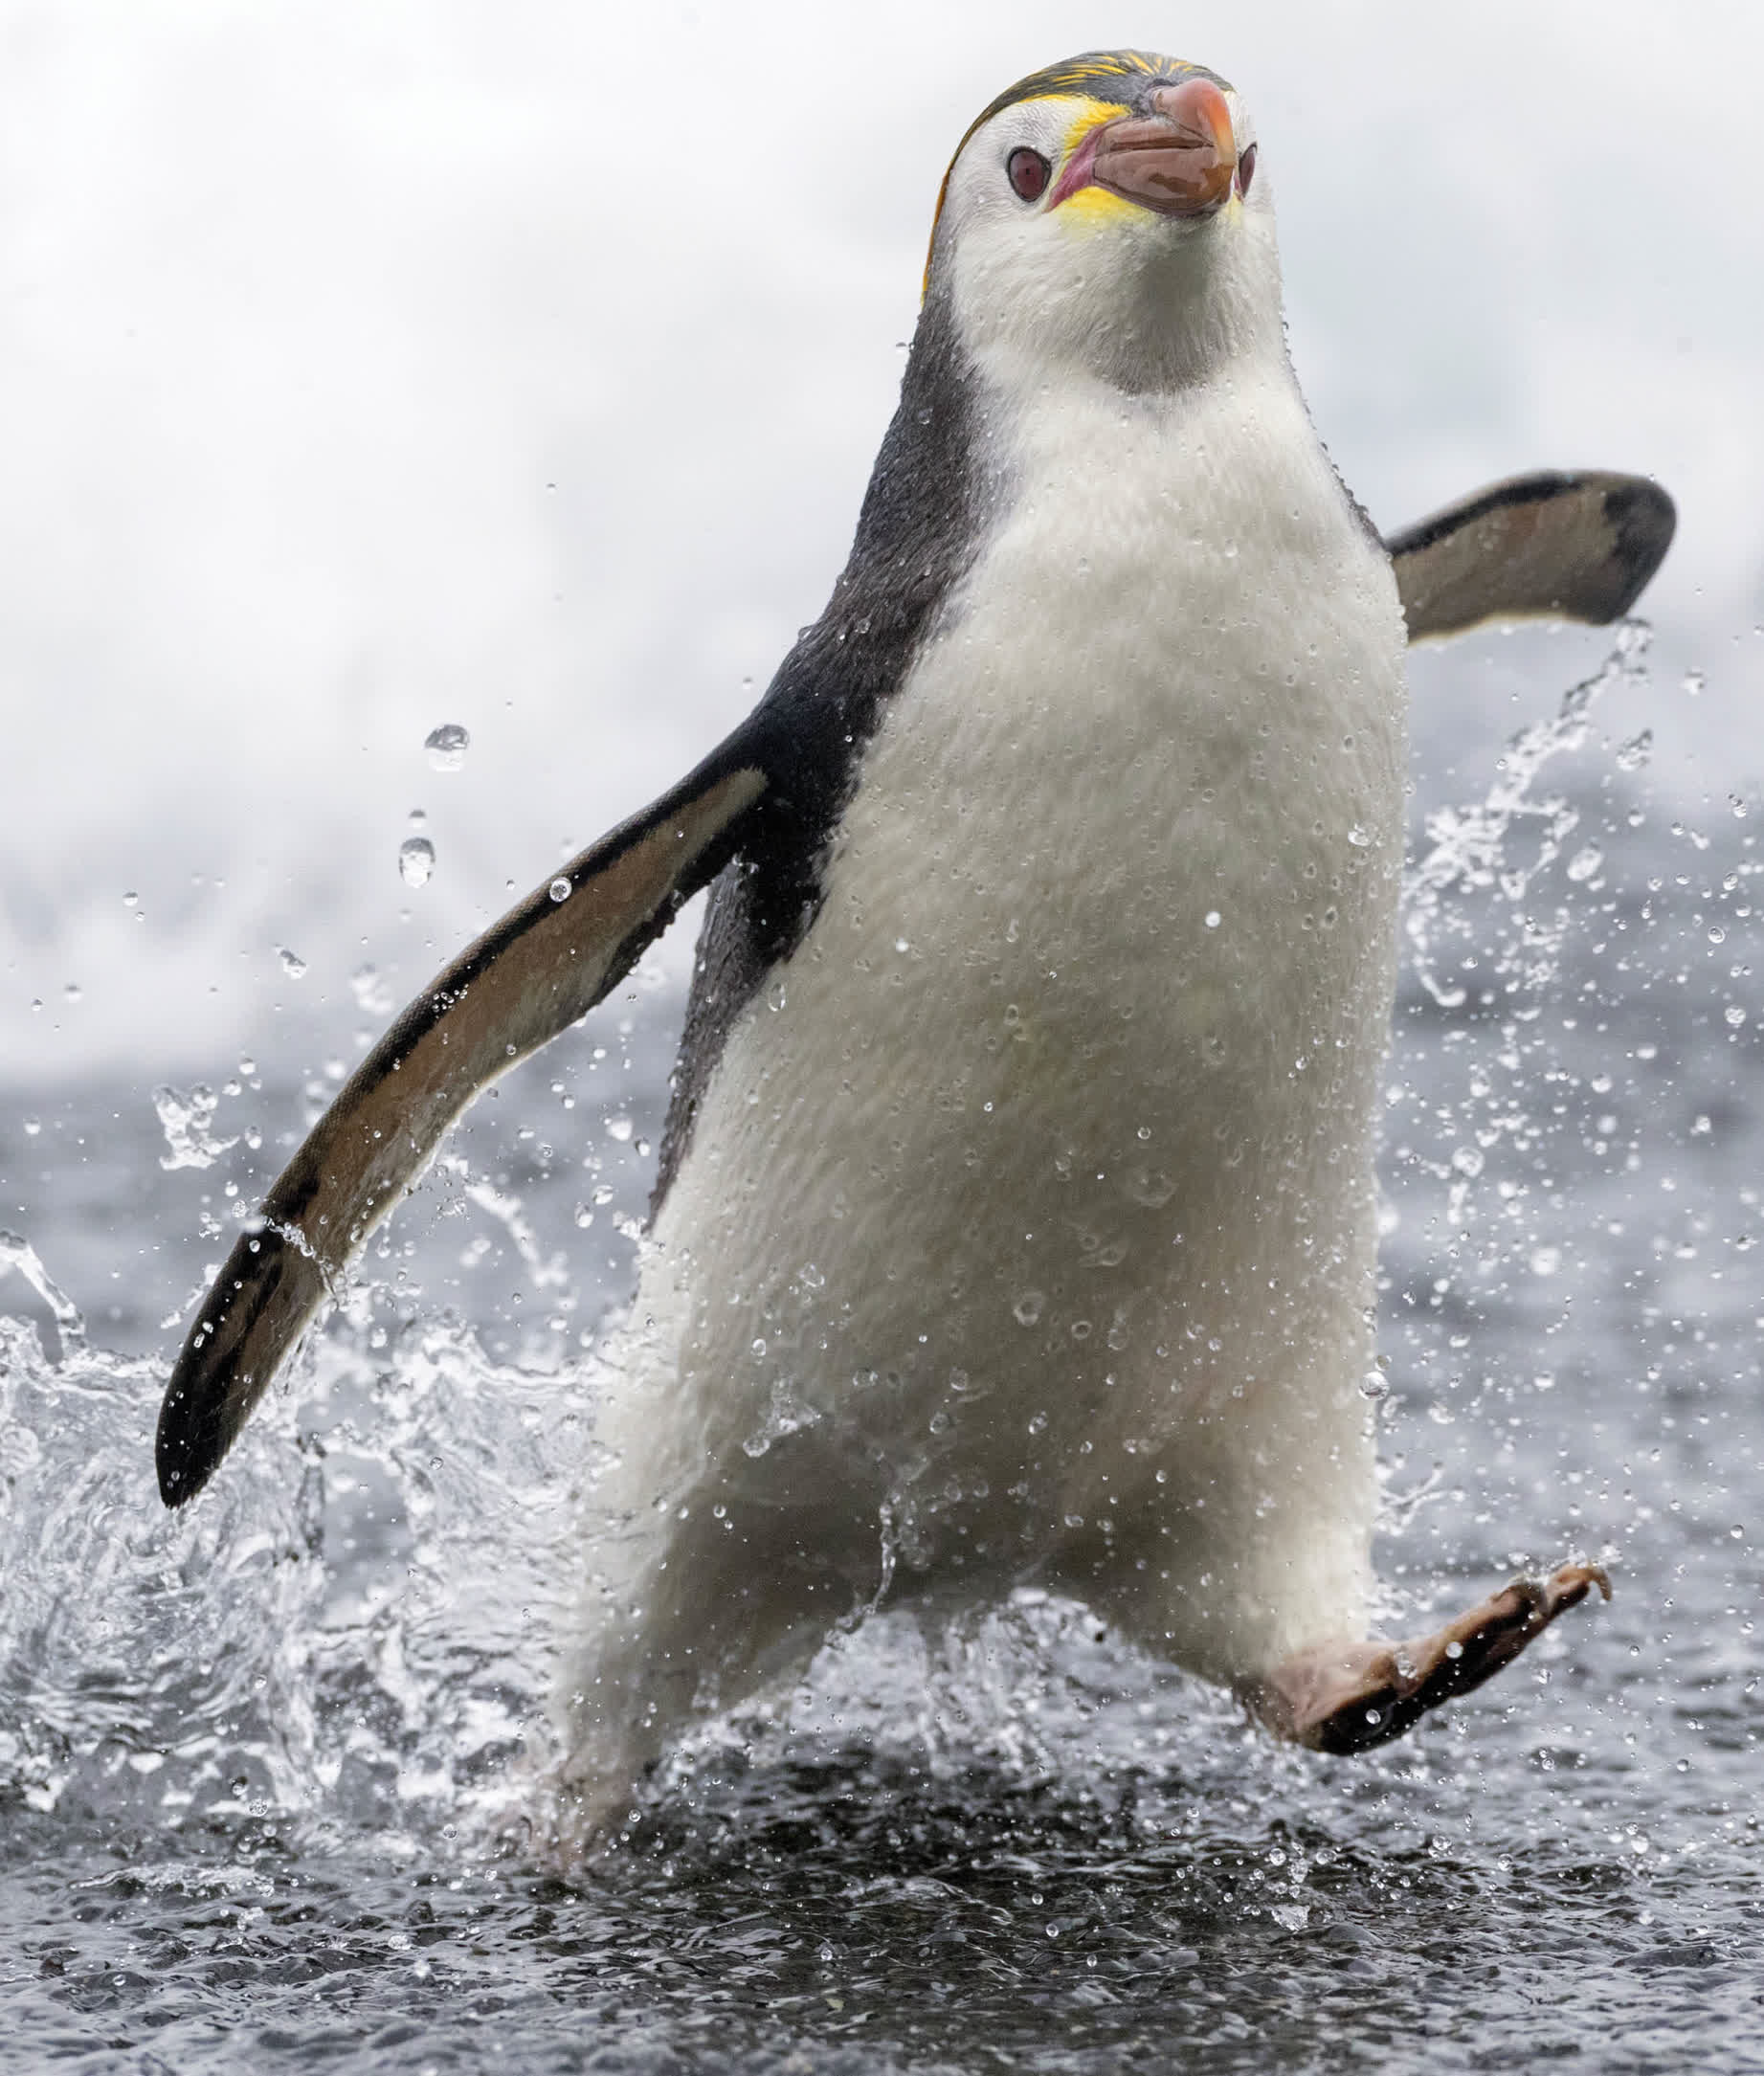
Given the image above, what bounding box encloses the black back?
[652,283,993,1205]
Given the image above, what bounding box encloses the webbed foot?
[1239,1563,1611,1755]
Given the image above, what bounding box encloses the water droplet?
[22,1116,40,1137]
[1616,729,1653,771]
[1566,844,1603,882]
[1204,909,1221,929]
[572,1204,594,1229]
[350,964,393,1016]
[1013,1291,1045,1327]
[278,948,307,978]
[1727,1004,1748,1028]
[425,723,470,770]
[767,978,787,1012]
[1026,1410,1049,1436]
[606,1115,634,1143]
[1347,824,1371,848]
[398,837,435,887]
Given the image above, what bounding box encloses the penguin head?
[927,51,1276,391]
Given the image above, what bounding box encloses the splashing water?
[1402,618,1654,1012]
[0,1297,577,1840]
[151,1083,240,1172]
[437,1153,571,1295]
[0,1232,85,1358]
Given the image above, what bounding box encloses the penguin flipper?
[1387,470,1675,642]
[155,748,769,1507]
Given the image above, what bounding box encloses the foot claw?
[1240,1560,1610,1757]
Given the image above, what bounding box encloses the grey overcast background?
[4,1,1761,1083]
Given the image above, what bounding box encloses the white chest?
[805,368,1406,1137]
[618,365,1406,1561]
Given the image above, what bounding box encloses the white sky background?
[3,0,1762,1081]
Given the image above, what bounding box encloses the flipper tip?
[1597,476,1676,621]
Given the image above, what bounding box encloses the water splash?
[0,1233,85,1356]
[0,1248,569,1842]
[151,1083,239,1171]
[739,1374,821,1459]
[437,1153,571,1294]
[1403,619,1652,1011]
[0,1311,322,1822]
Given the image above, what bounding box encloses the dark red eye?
[1007,147,1050,203]
[1237,141,1258,198]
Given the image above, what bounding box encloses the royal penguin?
[157,51,1673,1832]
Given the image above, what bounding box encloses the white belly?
[583,367,1407,1702]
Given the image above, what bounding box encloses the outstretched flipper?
[155,741,769,1506]
[1388,471,1675,641]
[1240,1563,1611,1754]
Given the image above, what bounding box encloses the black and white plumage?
[157,52,1670,1827]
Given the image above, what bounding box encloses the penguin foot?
[1239,1563,1611,1756]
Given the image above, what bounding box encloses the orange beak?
[1050,78,1238,217]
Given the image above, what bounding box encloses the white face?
[930,77,1282,394]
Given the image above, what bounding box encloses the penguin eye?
[1006,147,1051,204]
[1237,142,1258,198]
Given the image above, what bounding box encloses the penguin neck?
[952,206,1289,399]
